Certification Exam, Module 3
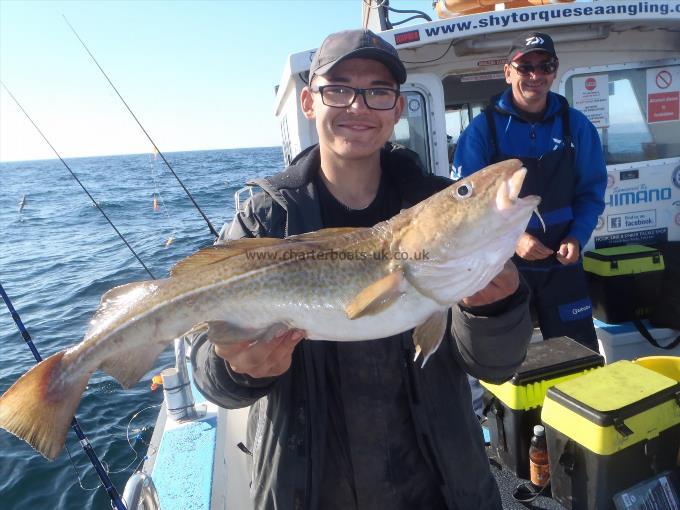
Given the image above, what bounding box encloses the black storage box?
[481,336,603,479]
[542,361,680,510]
[583,245,665,324]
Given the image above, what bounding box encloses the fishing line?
[63,442,104,492]
[0,281,128,510]
[0,82,156,280]
[148,150,177,248]
[105,403,162,475]
[63,15,219,239]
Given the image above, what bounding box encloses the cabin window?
[393,90,431,173]
[444,104,484,168]
[441,72,506,173]
[565,64,680,165]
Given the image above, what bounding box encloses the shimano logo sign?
[606,187,672,207]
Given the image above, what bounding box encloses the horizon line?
[0,144,284,165]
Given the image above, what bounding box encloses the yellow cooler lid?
[542,361,680,455]
[583,245,664,276]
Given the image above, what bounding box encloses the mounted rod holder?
[161,337,198,422]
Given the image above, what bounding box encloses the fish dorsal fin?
[99,281,146,303]
[171,228,371,277]
[170,238,285,276]
[287,227,365,243]
[345,270,404,320]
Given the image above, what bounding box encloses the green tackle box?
[481,336,603,479]
[583,245,665,324]
[542,360,680,510]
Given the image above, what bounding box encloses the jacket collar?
[249,143,448,208]
[495,89,567,122]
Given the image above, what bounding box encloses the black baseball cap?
[508,32,558,61]
[310,29,407,84]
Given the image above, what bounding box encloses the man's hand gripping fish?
[0,159,540,460]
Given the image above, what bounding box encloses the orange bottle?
[529,424,550,488]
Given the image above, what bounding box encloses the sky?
[0,0,438,162]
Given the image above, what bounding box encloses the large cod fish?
[0,159,539,460]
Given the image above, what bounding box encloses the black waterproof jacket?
[191,144,533,510]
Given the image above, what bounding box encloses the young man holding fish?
[191,29,533,509]
[454,32,607,350]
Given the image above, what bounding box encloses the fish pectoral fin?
[345,270,404,320]
[193,320,292,345]
[413,310,448,367]
[170,239,285,276]
[100,341,168,389]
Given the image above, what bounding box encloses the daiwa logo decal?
[526,36,544,46]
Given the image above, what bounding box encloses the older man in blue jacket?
[454,31,607,350]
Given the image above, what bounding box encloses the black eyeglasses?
[311,85,400,110]
[510,60,558,76]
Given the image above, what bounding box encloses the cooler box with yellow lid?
[481,336,603,479]
[583,245,665,324]
[542,360,680,510]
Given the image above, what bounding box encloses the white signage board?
[646,66,680,124]
[573,74,609,128]
[587,161,680,250]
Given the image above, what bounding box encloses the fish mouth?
[497,167,527,210]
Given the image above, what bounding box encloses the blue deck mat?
[151,361,216,509]
[152,415,217,510]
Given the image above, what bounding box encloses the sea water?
[0,147,282,509]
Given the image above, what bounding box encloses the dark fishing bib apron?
[484,99,598,350]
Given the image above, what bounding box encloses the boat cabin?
[274,0,680,250]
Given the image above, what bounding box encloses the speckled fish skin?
[0,159,540,460]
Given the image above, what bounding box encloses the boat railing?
[121,336,204,509]
[234,185,255,214]
[121,472,160,510]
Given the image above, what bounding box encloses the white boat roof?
[275,0,680,114]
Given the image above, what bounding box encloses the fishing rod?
[63,15,220,239]
[0,82,156,280]
[0,282,128,510]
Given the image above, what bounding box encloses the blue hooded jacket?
[453,89,607,248]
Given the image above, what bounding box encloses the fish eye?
[454,183,472,199]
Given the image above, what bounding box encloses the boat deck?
[490,452,564,509]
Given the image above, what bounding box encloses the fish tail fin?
[0,351,90,460]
